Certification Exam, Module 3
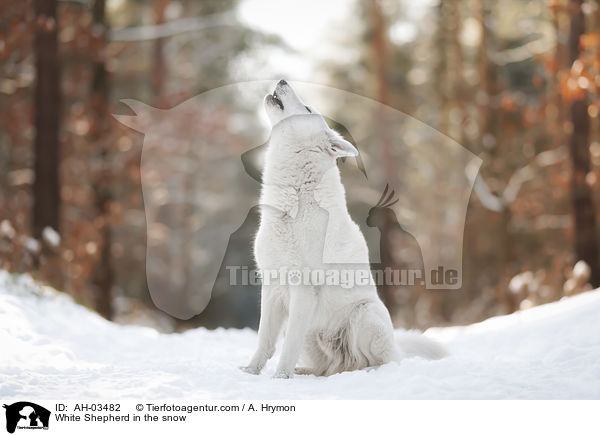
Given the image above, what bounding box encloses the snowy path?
[1,271,599,399]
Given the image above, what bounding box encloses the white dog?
[241,80,446,378]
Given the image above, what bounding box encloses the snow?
[22,237,41,254]
[0,269,599,400]
[42,226,61,248]
[0,220,16,239]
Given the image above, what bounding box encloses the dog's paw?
[272,369,294,379]
[239,366,261,375]
[294,367,314,375]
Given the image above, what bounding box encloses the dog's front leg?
[241,286,285,375]
[273,286,316,378]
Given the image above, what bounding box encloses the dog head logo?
[114,81,480,319]
[3,402,50,434]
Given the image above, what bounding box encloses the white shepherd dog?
[241,80,446,378]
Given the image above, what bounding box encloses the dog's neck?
[261,147,347,217]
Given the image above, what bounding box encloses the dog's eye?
[305,106,312,113]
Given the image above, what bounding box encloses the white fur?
[241,81,446,378]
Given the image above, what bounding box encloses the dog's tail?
[395,330,448,360]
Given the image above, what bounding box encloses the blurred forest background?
[2,0,600,332]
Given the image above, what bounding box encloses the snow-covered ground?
[1,270,599,400]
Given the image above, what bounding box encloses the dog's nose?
[278,79,287,86]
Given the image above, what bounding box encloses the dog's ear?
[328,131,358,157]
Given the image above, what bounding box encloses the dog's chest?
[255,199,329,270]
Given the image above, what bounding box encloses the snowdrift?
[1,270,599,399]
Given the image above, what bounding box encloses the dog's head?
[265,80,358,160]
[264,79,315,124]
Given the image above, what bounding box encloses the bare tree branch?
[472,173,506,212]
[468,146,568,212]
[487,21,554,65]
[109,13,236,42]
[503,146,568,203]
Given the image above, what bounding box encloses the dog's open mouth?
[268,91,284,110]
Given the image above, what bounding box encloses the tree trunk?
[33,0,62,288]
[568,0,600,286]
[370,0,397,316]
[33,0,60,239]
[152,0,170,101]
[91,0,114,319]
